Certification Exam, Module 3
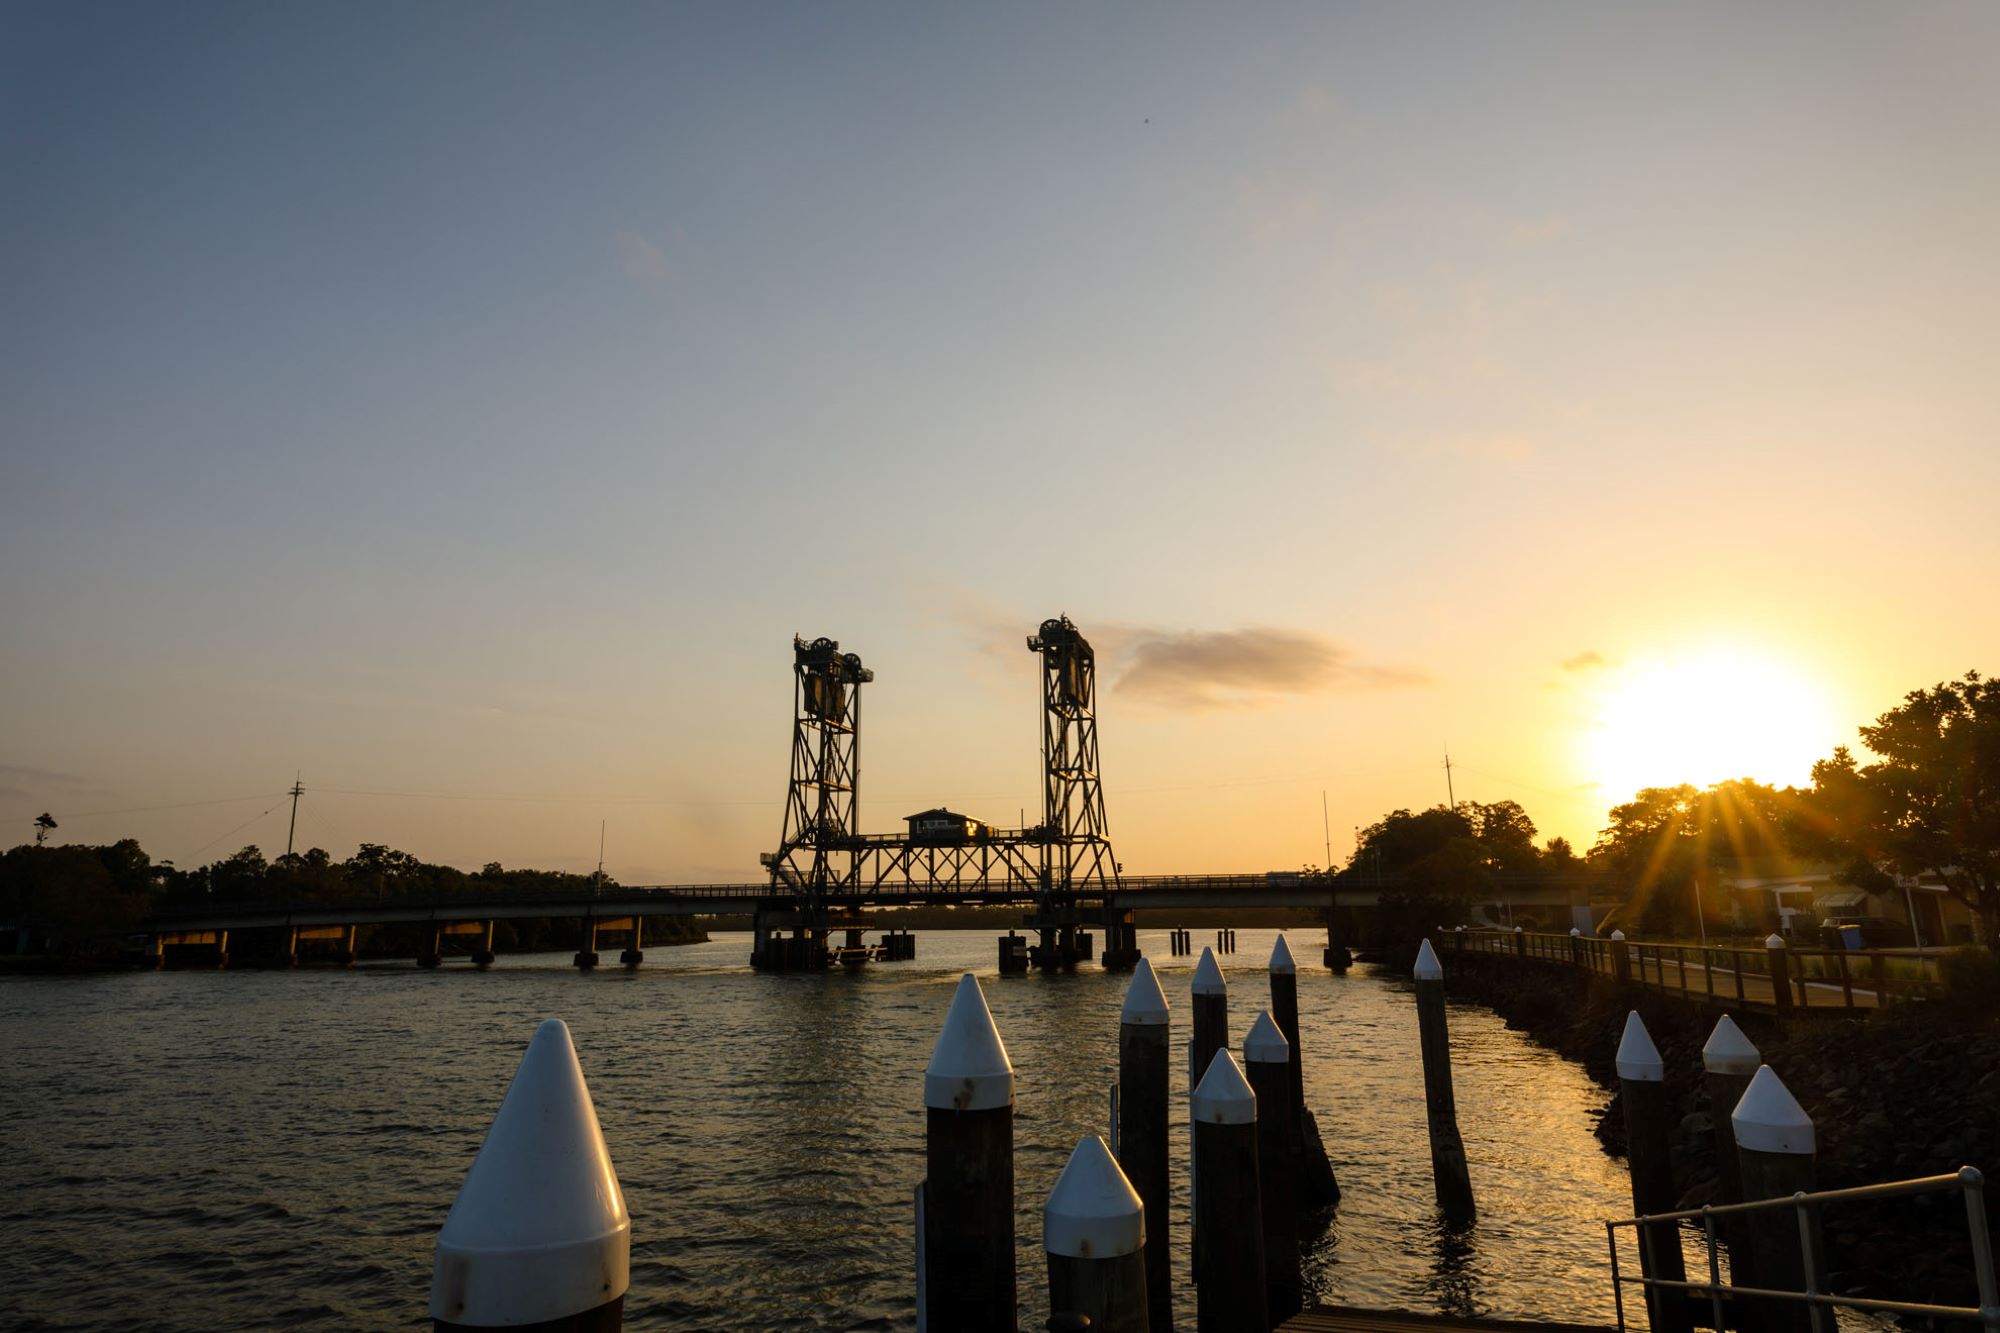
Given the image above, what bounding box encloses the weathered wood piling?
[1191,1049,1268,1333]
[1615,1011,1692,1333]
[1702,1014,1760,1208]
[1268,934,1340,1206]
[922,973,1017,1332]
[1190,946,1228,1095]
[430,1019,630,1332]
[1413,939,1476,1222]
[1764,934,1794,1017]
[1118,957,1174,1333]
[1045,1135,1150,1333]
[1243,1010,1302,1324]
[1732,1065,1824,1333]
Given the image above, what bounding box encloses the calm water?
[0,929,1632,1331]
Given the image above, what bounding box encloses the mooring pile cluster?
[918,937,1342,1333]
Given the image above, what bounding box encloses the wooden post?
[1732,1066,1825,1333]
[1610,929,1631,985]
[1118,959,1173,1333]
[431,1020,629,1331]
[1190,947,1227,1095]
[1268,934,1339,1206]
[1045,1136,1149,1333]
[1191,1050,1267,1333]
[1765,934,1794,1017]
[1513,925,1528,957]
[1616,1012,1692,1333]
[1568,926,1584,968]
[923,974,1016,1333]
[1243,1012,1302,1324]
[1413,940,1476,1221]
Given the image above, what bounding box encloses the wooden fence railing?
[1437,927,1949,1015]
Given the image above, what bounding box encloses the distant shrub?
[1940,948,2000,1008]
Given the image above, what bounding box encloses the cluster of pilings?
[750,908,919,971]
[919,936,1341,1333]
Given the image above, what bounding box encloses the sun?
[1584,647,1836,804]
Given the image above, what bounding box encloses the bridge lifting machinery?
[753,617,1138,972]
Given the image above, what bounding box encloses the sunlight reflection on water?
[0,929,1630,1331]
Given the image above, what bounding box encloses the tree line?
[1339,670,1999,944]
[0,838,616,960]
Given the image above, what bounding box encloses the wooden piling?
[1702,1015,1759,1207]
[1269,934,1339,1207]
[1190,947,1228,1095]
[923,974,1017,1333]
[431,1019,629,1332]
[1732,1065,1824,1333]
[1412,940,1476,1222]
[1045,1135,1149,1333]
[1243,1011,1302,1324]
[1191,1050,1267,1333]
[1616,1012,1692,1333]
[1118,958,1173,1333]
[1609,930,1631,985]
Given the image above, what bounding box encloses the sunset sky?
[5,3,1997,882]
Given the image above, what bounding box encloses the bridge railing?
[1441,927,1950,1014]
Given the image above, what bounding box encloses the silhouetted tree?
[33,813,56,846]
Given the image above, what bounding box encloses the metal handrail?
[1605,1166,2000,1332]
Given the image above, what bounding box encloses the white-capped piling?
[1732,1065,1824,1333]
[1191,1049,1268,1333]
[922,973,1017,1332]
[1413,939,1476,1221]
[1190,947,1228,1095]
[1243,1011,1302,1324]
[1616,1012,1692,1333]
[1117,958,1173,1333]
[1702,1015,1760,1207]
[1268,934,1339,1207]
[430,1019,630,1332]
[1045,1135,1149,1333]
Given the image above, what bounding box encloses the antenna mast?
[1444,748,1457,808]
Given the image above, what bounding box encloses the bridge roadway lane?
[145,873,1597,934]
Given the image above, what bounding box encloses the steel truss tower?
[1026,616,1131,968]
[756,636,872,968]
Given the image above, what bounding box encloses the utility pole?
[1320,791,1333,875]
[285,774,304,859]
[595,821,607,889]
[1443,748,1457,808]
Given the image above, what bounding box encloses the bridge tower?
[756,635,873,969]
[1026,616,1134,969]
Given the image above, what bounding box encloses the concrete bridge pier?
[574,918,599,971]
[619,916,644,969]
[471,919,496,968]
[153,929,229,970]
[1099,907,1140,971]
[419,926,444,968]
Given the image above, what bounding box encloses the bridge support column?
[1100,907,1139,971]
[418,925,444,969]
[339,923,357,967]
[574,918,599,971]
[284,927,300,968]
[472,920,496,968]
[620,917,644,969]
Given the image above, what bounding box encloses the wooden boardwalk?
[1280,1305,1613,1333]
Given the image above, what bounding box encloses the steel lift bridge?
[753,616,1139,972]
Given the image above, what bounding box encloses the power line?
[179,800,288,865]
[6,792,286,824]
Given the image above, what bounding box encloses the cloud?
[1561,650,1606,673]
[1114,627,1428,710]
[615,229,670,286]
[0,762,107,808]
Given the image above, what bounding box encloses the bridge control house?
[905,808,993,844]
